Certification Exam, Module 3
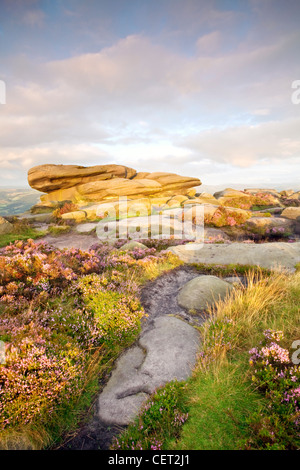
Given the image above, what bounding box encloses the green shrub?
[80,286,144,347]
[48,225,71,236]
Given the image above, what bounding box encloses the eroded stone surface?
[168,241,300,271]
[177,275,233,311]
[98,316,200,425]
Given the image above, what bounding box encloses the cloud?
[179,118,300,167]
[22,9,45,27]
[1,10,300,188]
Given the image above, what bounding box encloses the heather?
[204,206,251,227]
[110,381,189,451]
[112,268,300,450]
[0,239,179,449]
[223,192,277,210]
[1,235,299,450]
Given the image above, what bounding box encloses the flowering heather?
[0,238,174,438]
[110,381,189,450]
[0,339,84,429]
[224,192,277,210]
[246,330,300,449]
[204,206,251,227]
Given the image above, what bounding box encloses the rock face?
[28,164,201,204]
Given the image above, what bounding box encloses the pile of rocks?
[23,164,300,242]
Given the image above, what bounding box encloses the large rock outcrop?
[28,164,201,204]
[28,164,137,192]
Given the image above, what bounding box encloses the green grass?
[173,269,300,450]
[112,267,300,450]
[0,227,46,248]
[169,360,264,450]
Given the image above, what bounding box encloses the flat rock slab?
[75,223,98,233]
[40,233,98,251]
[98,316,200,425]
[167,241,300,271]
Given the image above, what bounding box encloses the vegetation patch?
[0,238,181,449]
[112,268,300,450]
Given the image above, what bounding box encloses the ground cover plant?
[222,192,278,210]
[0,219,45,248]
[0,238,181,449]
[112,268,300,450]
[1,233,299,450]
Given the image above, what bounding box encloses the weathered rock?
[118,240,148,251]
[98,316,200,425]
[244,188,281,198]
[214,188,248,199]
[177,275,233,311]
[133,172,201,196]
[281,207,300,220]
[195,193,219,205]
[186,188,197,198]
[18,212,54,224]
[168,242,300,271]
[61,210,87,221]
[0,216,14,234]
[286,191,300,200]
[96,213,196,241]
[75,223,98,233]
[28,164,137,192]
[280,190,296,198]
[169,195,189,204]
[183,204,217,222]
[244,216,294,231]
[30,165,202,206]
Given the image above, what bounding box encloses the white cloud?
[1,24,300,187]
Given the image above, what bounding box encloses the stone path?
[55,239,300,448]
[98,316,200,425]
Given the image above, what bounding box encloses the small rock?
[281,207,300,220]
[76,223,98,233]
[0,216,14,234]
[118,240,148,251]
[223,276,243,285]
[177,275,233,311]
[61,210,87,221]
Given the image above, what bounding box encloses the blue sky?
[0,0,300,189]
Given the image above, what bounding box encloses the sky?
[0,0,300,190]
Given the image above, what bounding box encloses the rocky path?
[58,266,206,450]
[52,238,300,450]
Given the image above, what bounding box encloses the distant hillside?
[0,188,40,216]
[198,184,300,195]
